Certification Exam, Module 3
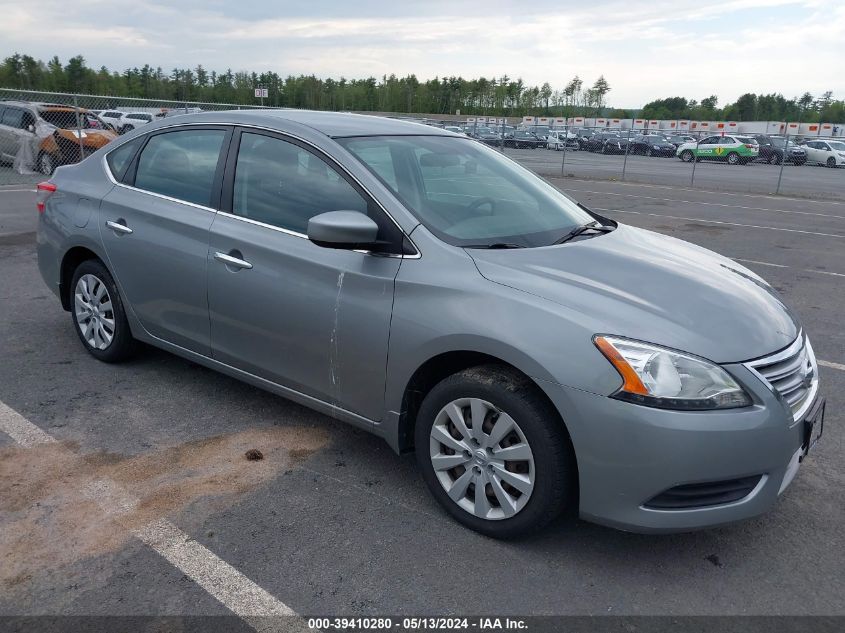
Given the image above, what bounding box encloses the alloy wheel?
[429,397,535,520]
[74,274,116,350]
[40,153,55,175]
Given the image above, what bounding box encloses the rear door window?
[134,129,227,207]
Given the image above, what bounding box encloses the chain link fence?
[477,122,845,201]
[0,88,270,185]
[1,89,843,201]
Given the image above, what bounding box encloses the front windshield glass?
[828,141,845,151]
[338,135,595,247]
[39,109,98,129]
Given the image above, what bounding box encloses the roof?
[176,108,455,138]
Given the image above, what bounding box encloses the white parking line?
[565,188,845,220]
[0,399,302,631]
[597,207,845,238]
[0,401,57,447]
[819,360,845,371]
[733,258,789,268]
[135,519,298,623]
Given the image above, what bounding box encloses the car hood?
[467,224,799,363]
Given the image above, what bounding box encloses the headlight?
[594,336,752,410]
[653,145,661,149]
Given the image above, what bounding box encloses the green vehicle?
[676,135,759,165]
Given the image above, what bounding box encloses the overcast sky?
[1,0,843,107]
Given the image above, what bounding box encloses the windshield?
[39,109,99,129]
[829,141,845,151]
[338,135,594,247]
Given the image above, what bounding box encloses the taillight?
[745,144,756,149]
[36,181,57,214]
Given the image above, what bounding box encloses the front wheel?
[827,157,837,168]
[70,260,137,363]
[415,365,575,538]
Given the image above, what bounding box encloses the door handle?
[214,251,253,270]
[105,220,133,235]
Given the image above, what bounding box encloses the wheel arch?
[59,245,106,310]
[394,350,572,456]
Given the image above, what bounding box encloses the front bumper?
[541,363,817,533]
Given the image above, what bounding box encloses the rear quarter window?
[106,137,144,182]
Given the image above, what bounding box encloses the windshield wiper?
[552,221,615,245]
[463,242,526,249]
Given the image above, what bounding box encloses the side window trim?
[122,125,233,210]
[220,126,410,255]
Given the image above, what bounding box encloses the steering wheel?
[467,197,497,215]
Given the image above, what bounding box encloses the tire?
[680,150,694,162]
[827,157,837,168]
[727,151,740,165]
[69,259,137,363]
[39,152,55,175]
[415,365,575,539]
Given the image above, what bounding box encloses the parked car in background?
[118,112,155,134]
[36,109,822,538]
[505,130,543,149]
[99,110,126,130]
[443,126,467,136]
[546,129,579,151]
[666,134,696,148]
[154,107,204,119]
[471,128,502,146]
[525,125,551,142]
[801,139,845,167]
[0,101,116,174]
[676,135,759,165]
[629,134,677,157]
[582,132,618,152]
[751,135,807,165]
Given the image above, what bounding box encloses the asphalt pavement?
[503,147,845,200]
[0,179,843,625]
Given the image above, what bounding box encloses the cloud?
[0,0,842,107]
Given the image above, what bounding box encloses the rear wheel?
[680,149,694,162]
[70,260,137,363]
[415,365,575,539]
[38,152,55,175]
[727,151,740,165]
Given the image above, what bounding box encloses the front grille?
[746,333,818,422]
[644,475,763,509]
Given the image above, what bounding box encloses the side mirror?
[307,211,378,250]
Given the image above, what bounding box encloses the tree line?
[1,52,843,122]
[0,52,614,116]
[640,93,844,124]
